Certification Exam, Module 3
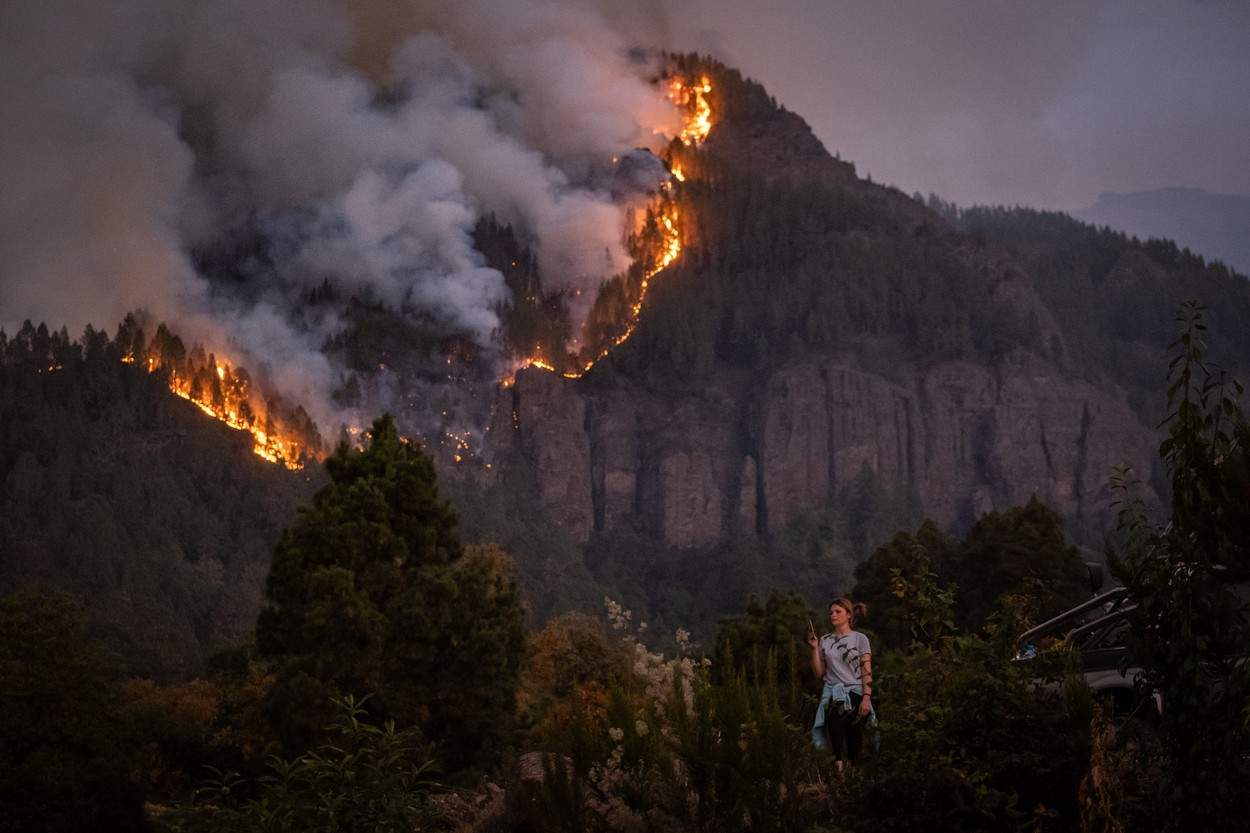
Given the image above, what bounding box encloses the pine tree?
[950,497,1088,630]
[257,415,525,771]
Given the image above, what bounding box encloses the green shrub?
[161,695,438,833]
[836,573,1087,832]
[516,600,834,833]
[0,588,146,833]
[1108,302,1250,829]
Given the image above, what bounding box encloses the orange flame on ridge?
[506,73,711,385]
[669,75,713,146]
[121,349,317,469]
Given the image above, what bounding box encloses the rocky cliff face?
[488,350,1157,548]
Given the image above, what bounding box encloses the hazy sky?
[659,0,1250,210]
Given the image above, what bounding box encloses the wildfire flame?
[505,72,712,385]
[669,75,713,146]
[121,347,318,469]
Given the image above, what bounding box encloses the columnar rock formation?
[489,350,1157,548]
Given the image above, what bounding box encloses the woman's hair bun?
[831,597,868,625]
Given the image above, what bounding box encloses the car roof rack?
[1016,586,1129,648]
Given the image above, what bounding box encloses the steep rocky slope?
[491,349,1154,548]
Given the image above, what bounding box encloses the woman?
[807,596,875,766]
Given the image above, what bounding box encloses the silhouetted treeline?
[932,199,1250,415]
[0,319,318,678]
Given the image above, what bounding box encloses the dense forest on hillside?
[450,56,1250,663]
[477,57,1250,428]
[611,174,1030,382]
[0,309,924,673]
[0,320,318,677]
[0,314,917,676]
[934,199,1250,416]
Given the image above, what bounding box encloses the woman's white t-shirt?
[820,631,871,688]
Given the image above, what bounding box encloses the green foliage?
[518,613,632,742]
[947,204,1250,420]
[161,695,438,833]
[949,498,1090,631]
[713,590,813,702]
[122,647,281,803]
[324,298,449,380]
[663,671,821,832]
[836,466,923,560]
[474,215,571,365]
[257,415,526,772]
[518,606,831,833]
[611,169,1018,382]
[442,455,603,624]
[854,503,1088,647]
[564,466,921,656]
[0,588,146,833]
[1108,302,1250,829]
[510,575,1095,833]
[851,520,957,649]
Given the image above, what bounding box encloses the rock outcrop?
[489,351,1157,548]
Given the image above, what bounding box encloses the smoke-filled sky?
[659,0,1250,210]
[0,0,680,433]
[4,0,1247,438]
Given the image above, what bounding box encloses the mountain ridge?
[1076,186,1250,278]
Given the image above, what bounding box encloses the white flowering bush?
[521,599,832,833]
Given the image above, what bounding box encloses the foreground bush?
[1108,303,1250,829]
[507,600,834,833]
[160,695,437,833]
[498,576,1094,833]
[0,589,146,833]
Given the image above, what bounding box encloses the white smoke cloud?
[0,0,680,436]
[0,65,205,335]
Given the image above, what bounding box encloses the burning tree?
[114,314,323,469]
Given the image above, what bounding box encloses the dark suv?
[1015,564,1250,720]
[1013,582,1156,718]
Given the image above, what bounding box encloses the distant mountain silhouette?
[1077,187,1250,278]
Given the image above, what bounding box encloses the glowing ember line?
[506,73,711,385]
[506,203,681,383]
[121,352,313,469]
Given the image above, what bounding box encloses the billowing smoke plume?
[0,0,679,436]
